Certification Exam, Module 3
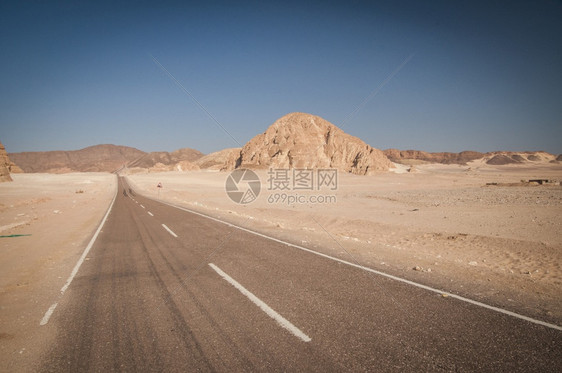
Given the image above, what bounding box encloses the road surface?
[39,177,561,371]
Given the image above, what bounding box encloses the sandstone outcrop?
[226,113,393,175]
[127,148,203,169]
[384,148,558,166]
[125,147,204,173]
[384,149,484,165]
[0,141,14,182]
[195,148,241,170]
[9,144,146,173]
[484,151,556,165]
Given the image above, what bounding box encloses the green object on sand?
[0,234,32,238]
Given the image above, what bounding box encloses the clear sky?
[1,0,561,154]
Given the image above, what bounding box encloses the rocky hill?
[195,148,241,170]
[483,151,556,165]
[384,149,484,165]
[127,148,204,169]
[9,144,146,173]
[225,112,393,174]
[1,141,22,181]
[384,149,558,166]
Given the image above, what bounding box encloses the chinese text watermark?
[226,168,338,205]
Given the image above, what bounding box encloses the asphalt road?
[40,177,561,372]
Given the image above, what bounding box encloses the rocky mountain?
[384,148,558,166]
[225,113,393,175]
[195,148,241,170]
[483,151,556,165]
[127,148,204,169]
[1,141,22,182]
[486,154,519,165]
[9,144,146,173]
[136,160,200,173]
[124,147,204,173]
[384,149,484,165]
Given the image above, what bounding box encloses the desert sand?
[0,173,116,370]
[126,162,562,324]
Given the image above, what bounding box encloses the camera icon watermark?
[225,169,261,204]
[226,168,338,205]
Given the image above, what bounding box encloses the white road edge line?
[156,200,562,332]
[162,224,178,238]
[209,263,311,342]
[148,212,154,216]
[40,175,118,326]
[40,303,58,326]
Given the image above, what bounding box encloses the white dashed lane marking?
[162,224,177,238]
[209,263,311,342]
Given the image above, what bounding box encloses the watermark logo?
[226,168,338,205]
[225,169,261,204]
[267,168,338,191]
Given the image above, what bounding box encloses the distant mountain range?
[4,112,561,175]
[9,144,146,173]
[8,145,208,173]
[383,149,560,166]
[127,148,203,169]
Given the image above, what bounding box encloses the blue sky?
[1,0,561,154]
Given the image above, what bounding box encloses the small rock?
[468,261,477,266]
[413,266,422,271]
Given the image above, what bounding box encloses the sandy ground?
[126,162,562,325]
[0,173,116,371]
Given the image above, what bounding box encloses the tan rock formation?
[144,160,200,173]
[127,147,203,169]
[195,148,241,170]
[9,144,146,173]
[174,160,200,171]
[384,148,558,166]
[484,151,556,165]
[227,113,393,174]
[384,149,484,165]
[0,141,15,181]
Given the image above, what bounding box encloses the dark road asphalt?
[40,177,562,372]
